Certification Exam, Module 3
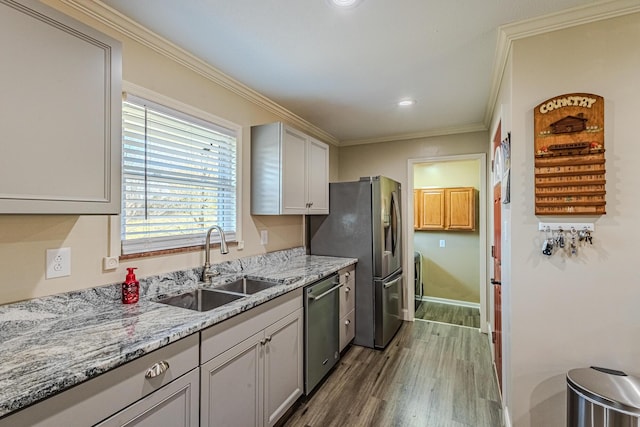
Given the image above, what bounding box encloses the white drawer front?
[339,309,355,352]
[339,266,355,319]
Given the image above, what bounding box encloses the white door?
[307,138,329,214]
[201,332,264,427]
[96,369,199,427]
[281,127,308,214]
[263,309,304,427]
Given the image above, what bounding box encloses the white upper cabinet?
[251,122,329,215]
[0,0,122,214]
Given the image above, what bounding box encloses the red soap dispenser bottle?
[122,267,139,304]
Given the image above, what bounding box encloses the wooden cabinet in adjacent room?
[414,187,476,231]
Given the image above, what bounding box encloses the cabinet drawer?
[339,309,355,352]
[0,334,199,427]
[201,288,303,363]
[339,266,355,319]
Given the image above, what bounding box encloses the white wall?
[0,1,341,305]
[501,12,640,427]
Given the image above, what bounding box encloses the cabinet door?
[201,332,264,427]
[95,369,199,427]
[446,188,476,230]
[281,126,308,214]
[413,190,420,229]
[419,189,446,230]
[307,138,329,214]
[263,308,304,427]
[0,0,121,214]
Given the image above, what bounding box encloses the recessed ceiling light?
[329,0,362,8]
[398,99,416,107]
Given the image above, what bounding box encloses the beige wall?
[498,12,640,427]
[0,1,331,305]
[338,132,489,313]
[414,160,480,303]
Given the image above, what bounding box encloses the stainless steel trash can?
[567,366,640,426]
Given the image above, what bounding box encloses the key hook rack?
[539,222,594,257]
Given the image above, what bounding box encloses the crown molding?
[339,122,488,147]
[58,0,340,146]
[484,0,640,127]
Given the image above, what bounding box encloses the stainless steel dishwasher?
[304,273,341,395]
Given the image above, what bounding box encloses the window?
[121,93,238,255]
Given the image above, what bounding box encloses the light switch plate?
[439,240,446,248]
[46,247,71,279]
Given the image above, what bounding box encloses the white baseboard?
[422,296,480,309]
[504,405,512,427]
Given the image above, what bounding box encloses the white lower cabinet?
[0,291,305,427]
[96,368,199,427]
[200,289,304,427]
[0,334,199,427]
[338,265,356,352]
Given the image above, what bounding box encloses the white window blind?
[121,94,237,254]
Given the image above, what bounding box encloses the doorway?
[406,154,487,332]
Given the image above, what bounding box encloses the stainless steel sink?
[156,289,245,312]
[215,277,281,295]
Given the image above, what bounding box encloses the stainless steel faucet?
[202,225,229,283]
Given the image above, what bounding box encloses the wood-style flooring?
[282,321,503,427]
[415,301,481,329]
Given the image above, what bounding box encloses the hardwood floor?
[414,301,481,329]
[282,321,502,427]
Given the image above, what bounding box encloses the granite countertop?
[0,248,357,419]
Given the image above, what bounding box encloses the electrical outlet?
[102,256,119,271]
[46,247,71,279]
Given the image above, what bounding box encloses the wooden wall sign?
[534,93,606,215]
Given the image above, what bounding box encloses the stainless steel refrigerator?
[309,176,403,349]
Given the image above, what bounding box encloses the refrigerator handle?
[391,191,400,255]
[383,277,401,289]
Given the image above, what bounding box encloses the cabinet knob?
[345,287,351,293]
[145,360,170,379]
[345,319,351,325]
[308,201,313,207]
[345,272,350,277]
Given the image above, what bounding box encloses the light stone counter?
[0,247,356,419]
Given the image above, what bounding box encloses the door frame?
[405,153,488,333]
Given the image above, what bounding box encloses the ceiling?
[94,0,613,144]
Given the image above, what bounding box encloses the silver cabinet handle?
[145,361,170,379]
[308,283,343,301]
[260,336,273,346]
[383,277,401,289]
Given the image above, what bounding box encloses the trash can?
[567,366,640,426]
